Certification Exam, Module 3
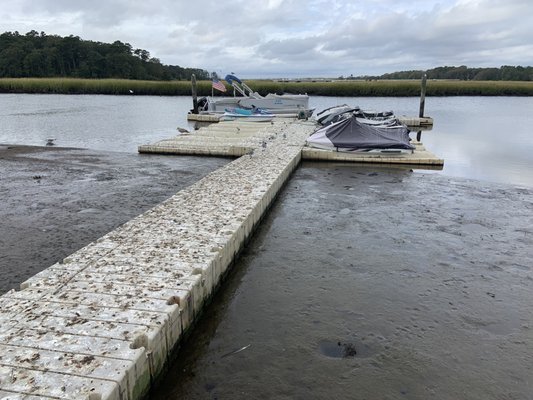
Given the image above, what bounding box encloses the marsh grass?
[1,78,532,96]
[251,80,533,96]
[0,78,195,95]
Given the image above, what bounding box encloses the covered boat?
[315,104,402,127]
[316,104,360,125]
[307,115,414,152]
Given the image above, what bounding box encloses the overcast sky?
[1,0,532,78]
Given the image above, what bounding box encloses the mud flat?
[0,121,315,399]
[0,145,228,294]
[151,163,533,400]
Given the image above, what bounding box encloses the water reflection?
[0,94,194,152]
[310,96,533,187]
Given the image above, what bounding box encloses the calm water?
[311,96,533,187]
[0,94,193,153]
[1,94,532,187]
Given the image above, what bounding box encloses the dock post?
[419,73,427,118]
[191,74,198,114]
[417,73,427,142]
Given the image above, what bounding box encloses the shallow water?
[0,94,194,153]
[310,96,533,187]
[151,164,533,400]
[1,94,532,187]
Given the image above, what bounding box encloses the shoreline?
[2,78,533,96]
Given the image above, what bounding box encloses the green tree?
[0,30,209,80]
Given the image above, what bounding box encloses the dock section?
[0,121,315,400]
[397,116,433,127]
[186,113,434,128]
[302,142,443,167]
[0,117,443,399]
[139,119,294,157]
[140,119,443,167]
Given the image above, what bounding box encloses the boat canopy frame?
[225,74,262,99]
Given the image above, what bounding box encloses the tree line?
[342,65,533,81]
[0,30,210,81]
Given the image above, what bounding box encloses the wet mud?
[151,163,533,400]
[2,146,532,399]
[0,145,228,293]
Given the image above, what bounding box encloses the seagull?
[129,89,134,94]
[177,127,189,133]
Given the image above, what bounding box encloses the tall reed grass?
[1,78,532,96]
[0,78,195,95]
[250,80,533,96]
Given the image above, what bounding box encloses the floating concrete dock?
[139,119,292,157]
[302,142,443,166]
[186,113,434,127]
[0,120,315,400]
[140,119,443,167]
[0,118,442,399]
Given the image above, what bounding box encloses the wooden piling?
[191,74,198,114]
[419,73,427,118]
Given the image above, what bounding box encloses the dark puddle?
[318,338,375,359]
[318,340,357,358]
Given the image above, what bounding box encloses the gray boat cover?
[307,115,414,152]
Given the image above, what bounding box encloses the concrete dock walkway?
[0,117,442,399]
[0,121,314,399]
[140,119,443,167]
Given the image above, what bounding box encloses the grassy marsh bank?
[1,77,533,96]
[0,78,195,95]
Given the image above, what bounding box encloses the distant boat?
[224,107,272,116]
[197,74,313,117]
[221,107,274,122]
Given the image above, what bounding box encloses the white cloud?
[1,0,532,77]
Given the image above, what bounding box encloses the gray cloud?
[1,0,532,77]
